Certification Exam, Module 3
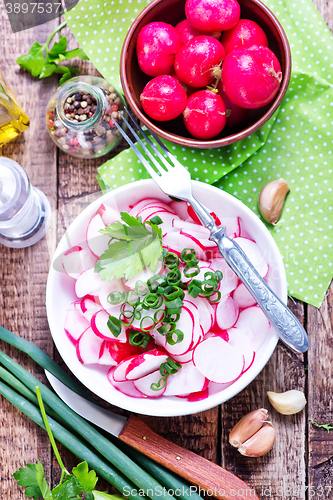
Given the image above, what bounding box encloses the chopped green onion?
[147,274,167,292]
[180,248,196,262]
[157,322,176,336]
[127,291,140,307]
[143,293,163,309]
[164,252,179,269]
[208,291,221,303]
[150,377,167,392]
[107,291,122,305]
[166,329,184,345]
[129,330,150,348]
[140,316,155,332]
[107,316,121,337]
[135,280,149,296]
[166,269,182,286]
[183,265,200,278]
[162,285,184,301]
[148,215,163,225]
[160,358,182,376]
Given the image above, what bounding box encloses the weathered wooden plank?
[0,10,59,500]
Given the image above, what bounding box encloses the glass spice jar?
[46,75,126,159]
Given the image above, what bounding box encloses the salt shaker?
[0,157,51,248]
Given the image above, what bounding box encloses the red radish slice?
[193,336,244,383]
[91,309,126,342]
[86,213,110,258]
[234,306,271,351]
[163,231,205,260]
[233,283,257,308]
[172,219,210,236]
[192,297,214,334]
[180,229,216,249]
[125,349,169,381]
[169,200,195,221]
[97,203,121,226]
[64,307,90,345]
[130,306,165,332]
[215,295,239,330]
[80,296,102,321]
[233,237,268,277]
[219,216,241,238]
[62,245,97,279]
[182,301,202,349]
[129,198,172,217]
[227,327,256,372]
[163,361,207,396]
[164,306,195,356]
[172,349,194,364]
[187,387,209,402]
[113,355,138,382]
[133,370,167,397]
[149,329,167,349]
[76,327,103,365]
[108,337,154,364]
[108,367,143,398]
[75,268,103,298]
[210,258,239,296]
[99,341,118,366]
[204,327,229,342]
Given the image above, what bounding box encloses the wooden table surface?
[1,1,333,499]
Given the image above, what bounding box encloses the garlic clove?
[229,408,268,448]
[267,390,307,415]
[238,422,276,457]
[258,178,290,224]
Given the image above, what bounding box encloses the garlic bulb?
[229,408,275,457]
[267,390,307,415]
[258,178,290,224]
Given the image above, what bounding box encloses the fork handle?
[209,226,309,353]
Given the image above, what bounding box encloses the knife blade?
[45,370,259,500]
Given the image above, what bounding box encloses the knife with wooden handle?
[45,371,259,500]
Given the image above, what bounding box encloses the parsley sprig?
[13,386,121,500]
[95,213,163,280]
[16,22,88,85]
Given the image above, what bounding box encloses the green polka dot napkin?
[65,0,333,308]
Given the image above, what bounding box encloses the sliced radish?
[75,268,103,298]
[91,309,126,342]
[233,283,257,308]
[181,302,202,349]
[193,336,244,384]
[80,296,102,321]
[210,258,239,296]
[97,203,121,226]
[163,361,207,396]
[172,218,210,236]
[62,245,97,279]
[112,355,138,382]
[171,349,194,364]
[219,216,241,238]
[107,367,143,398]
[86,213,110,258]
[227,327,256,372]
[133,370,167,397]
[76,327,104,365]
[215,295,239,330]
[169,200,195,221]
[108,337,155,364]
[233,237,268,277]
[187,387,209,402]
[234,306,271,351]
[130,199,173,218]
[64,307,90,345]
[99,341,118,366]
[125,349,169,381]
[163,231,205,260]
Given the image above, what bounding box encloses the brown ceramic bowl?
[120,0,291,149]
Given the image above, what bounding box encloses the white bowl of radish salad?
[46,179,287,416]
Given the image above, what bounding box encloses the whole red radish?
[136,22,181,77]
[221,19,269,53]
[175,19,221,45]
[217,81,248,128]
[222,46,283,109]
[185,0,240,32]
[140,75,188,121]
[174,35,226,88]
[183,90,226,139]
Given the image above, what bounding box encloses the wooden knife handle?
[118,415,259,500]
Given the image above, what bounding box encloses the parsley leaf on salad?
[95,212,163,280]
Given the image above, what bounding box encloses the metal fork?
[112,110,309,354]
